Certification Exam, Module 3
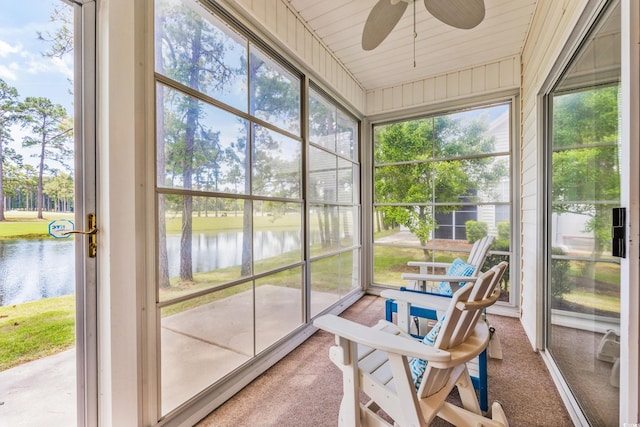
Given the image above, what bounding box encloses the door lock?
[63,213,98,257]
[612,207,625,258]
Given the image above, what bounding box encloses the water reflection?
[0,230,305,306]
[165,230,302,276]
[166,231,243,276]
[0,239,75,306]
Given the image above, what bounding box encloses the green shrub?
[494,221,510,251]
[465,220,488,243]
[551,246,572,299]
[482,221,510,297]
[497,221,509,240]
[483,253,510,295]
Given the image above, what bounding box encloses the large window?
[153,0,360,418]
[308,87,360,317]
[372,103,512,302]
[545,2,621,425]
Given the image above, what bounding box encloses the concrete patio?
[0,285,339,426]
[0,293,576,426]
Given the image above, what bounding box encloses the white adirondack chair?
[401,235,495,293]
[314,263,509,427]
[382,262,508,412]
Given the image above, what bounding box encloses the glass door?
[73,1,98,425]
[546,2,621,426]
[0,1,96,425]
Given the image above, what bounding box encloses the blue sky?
[0,1,73,107]
[0,1,74,167]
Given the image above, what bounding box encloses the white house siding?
[520,0,588,348]
[364,56,520,116]
[227,0,366,114]
[479,109,511,236]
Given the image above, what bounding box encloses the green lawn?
[563,290,621,314]
[0,295,75,371]
[164,211,303,233]
[0,217,621,369]
[372,245,456,286]
[0,211,74,238]
[0,212,76,371]
[568,262,620,289]
[0,210,300,238]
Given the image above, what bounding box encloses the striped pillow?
[436,258,475,295]
[409,259,474,389]
[409,315,445,389]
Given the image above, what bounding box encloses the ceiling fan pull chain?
[413,0,417,67]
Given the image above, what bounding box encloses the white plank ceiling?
[286,0,538,91]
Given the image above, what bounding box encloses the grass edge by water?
[0,295,75,371]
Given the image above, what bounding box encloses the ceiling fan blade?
[362,0,408,51]
[424,0,485,29]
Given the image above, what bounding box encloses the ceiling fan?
[362,0,486,51]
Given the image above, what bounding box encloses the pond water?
[166,230,302,276]
[0,238,75,306]
[0,230,302,306]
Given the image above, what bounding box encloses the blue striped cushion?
[408,315,445,389]
[436,258,476,295]
[409,259,474,389]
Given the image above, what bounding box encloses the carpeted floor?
[197,295,573,427]
[549,325,619,426]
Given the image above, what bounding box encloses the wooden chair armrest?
[313,315,451,363]
[381,289,452,312]
[407,261,452,274]
[407,261,452,269]
[455,289,501,311]
[401,273,476,283]
[401,274,477,293]
[431,323,490,369]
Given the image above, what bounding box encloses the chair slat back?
[466,235,495,272]
[419,261,508,397]
[454,261,507,340]
[434,268,493,349]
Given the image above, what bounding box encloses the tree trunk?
[239,58,267,276]
[155,15,170,288]
[180,194,193,282]
[37,135,45,219]
[331,205,339,247]
[241,199,251,276]
[156,106,170,287]
[0,136,5,221]
[316,209,325,247]
[178,22,204,283]
[323,204,331,248]
[179,99,198,282]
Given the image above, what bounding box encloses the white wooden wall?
[365,55,520,115]
[520,0,588,348]
[225,0,526,118]
[228,0,366,113]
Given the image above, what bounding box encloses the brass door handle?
[63,228,98,236]
[63,214,98,257]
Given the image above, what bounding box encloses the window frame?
[366,95,520,312]
[149,0,363,422]
[307,83,362,317]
